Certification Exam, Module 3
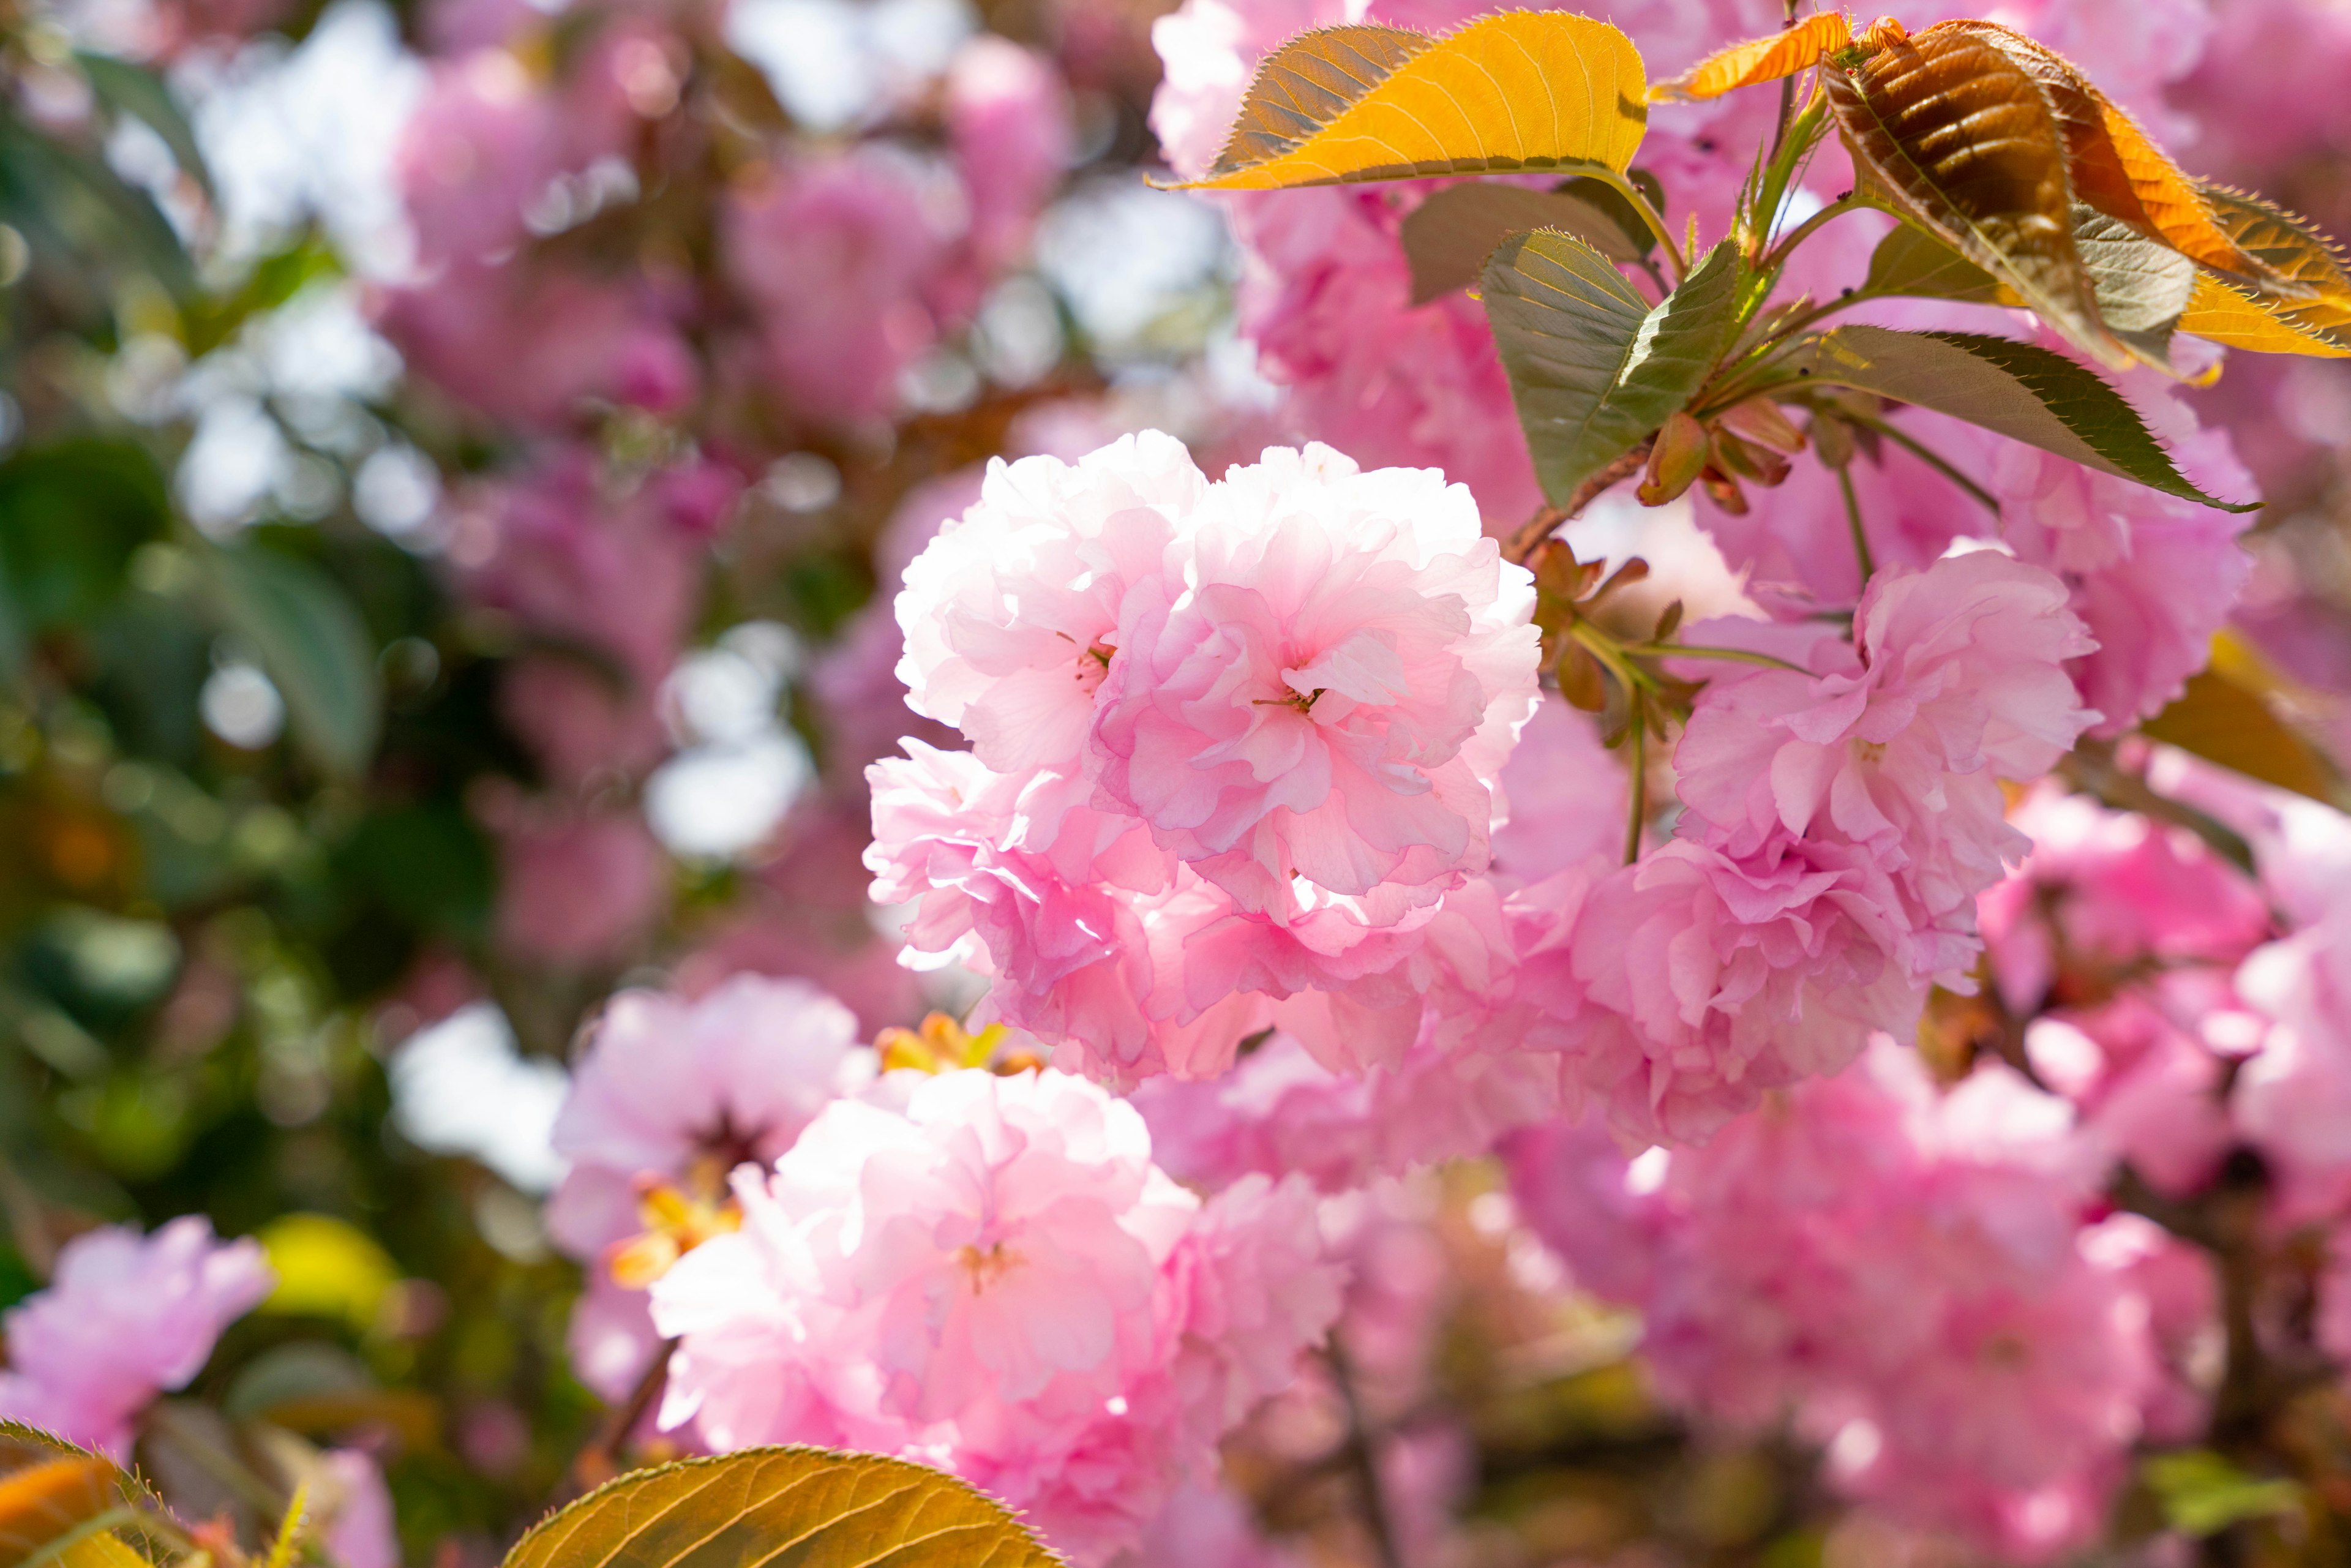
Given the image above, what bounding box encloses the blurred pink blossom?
[0,1217,273,1458]
[650,1068,1341,1564]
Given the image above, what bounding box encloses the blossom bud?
[1638,410,1708,506]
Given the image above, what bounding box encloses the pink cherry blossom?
[896,432,1207,776]
[724,149,958,429]
[2232,902,2351,1221]
[1510,1045,2169,1561]
[650,1068,1340,1564]
[317,1449,401,1568]
[0,1217,274,1458]
[946,37,1071,271]
[484,801,667,967]
[548,975,871,1401]
[1980,786,2273,1015]
[1549,838,1925,1144]
[547,974,874,1259]
[1131,1027,1566,1193]
[377,261,699,430]
[1675,552,2099,986]
[1092,443,1539,916]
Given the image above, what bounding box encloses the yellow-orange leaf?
[1172,10,1648,191]
[1967,22,2270,282]
[2202,185,2351,299]
[1647,12,1851,102]
[2181,274,2351,357]
[0,1458,120,1562]
[1826,21,2125,370]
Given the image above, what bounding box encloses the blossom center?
[956,1241,1024,1292]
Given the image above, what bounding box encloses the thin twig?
[564,1337,680,1497]
[1325,1340,1406,1568]
[0,1146,54,1280]
[1504,441,1654,565]
[1618,642,1808,672]
[1835,463,1875,582]
[1622,703,1649,866]
[1845,412,2004,517]
[1760,192,1864,273]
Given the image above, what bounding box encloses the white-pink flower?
[896,432,1208,777]
[0,1217,274,1458]
[1092,444,1538,917]
[1553,838,1926,1145]
[1676,551,2099,985]
[650,1068,1341,1565]
[547,975,873,1259]
[547,975,873,1400]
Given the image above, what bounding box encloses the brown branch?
[1325,1339,1406,1568]
[561,1337,679,1501]
[1503,439,1655,565]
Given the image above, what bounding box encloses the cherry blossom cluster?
[869,432,1542,1085]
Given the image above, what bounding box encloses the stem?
[1504,440,1654,564]
[1622,703,1648,866]
[1761,192,1864,274]
[1327,1340,1406,1568]
[1836,463,1876,582]
[1769,0,1801,158]
[1619,642,1808,672]
[1845,412,2004,518]
[1586,166,1685,280]
[566,1337,680,1496]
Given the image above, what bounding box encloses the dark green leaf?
[200,544,383,776]
[75,53,212,199]
[1485,236,1742,507]
[1788,326,2255,511]
[1401,184,1642,304]
[501,1447,1063,1568]
[0,114,195,299]
[0,441,172,632]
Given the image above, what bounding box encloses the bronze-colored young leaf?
[1172,12,1648,191]
[2142,669,2340,806]
[1400,183,1642,303]
[0,1458,121,1566]
[1790,326,2255,511]
[1824,21,2123,369]
[1861,220,2015,304]
[1646,12,1851,102]
[0,1424,171,1568]
[2177,186,2351,355]
[502,1447,1063,1568]
[1484,234,1742,508]
[1969,23,2270,282]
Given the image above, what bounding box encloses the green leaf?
[75,53,212,199]
[2069,204,2195,372]
[0,113,195,299]
[1400,184,1643,304]
[501,1447,1063,1568]
[1861,220,2011,304]
[200,544,383,777]
[1788,326,2256,511]
[1485,236,1742,507]
[2142,1450,2303,1538]
[0,441,172,632]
